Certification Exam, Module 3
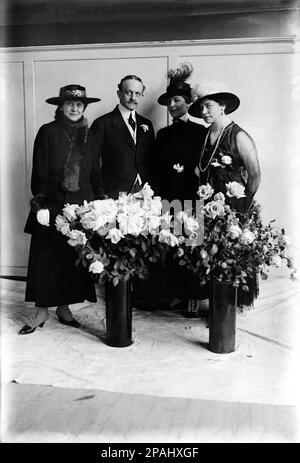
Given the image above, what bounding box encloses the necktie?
[128,112,136,131]
[173,118,186,125]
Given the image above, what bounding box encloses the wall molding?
[1,36,299,56]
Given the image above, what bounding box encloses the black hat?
[188,89,240,117]
[46,84,101,105]
[158,63,193,106]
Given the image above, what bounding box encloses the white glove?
[37,209,50,226]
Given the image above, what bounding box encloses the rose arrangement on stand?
[175,182,296,353]
[55,183,180,347]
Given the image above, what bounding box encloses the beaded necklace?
[199,125,226,173]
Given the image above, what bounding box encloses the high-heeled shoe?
[56,306,80,328]
[18,321,46,335]
[57,315,80,328]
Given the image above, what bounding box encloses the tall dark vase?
[208,280,237,354]
[105,278,133,347]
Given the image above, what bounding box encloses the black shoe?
[19,322,45,335]
[57,316,80,328]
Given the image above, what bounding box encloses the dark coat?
[25,118,103,307]
[25,120,104,234]
[154,119,206,203]
[89,106,155,199]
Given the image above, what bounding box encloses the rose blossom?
[55,215,70,235]
[213,192,225,203]
[239,229,255,245]
[227,224,242,240]
[272,255,283,267]
[89,261,105,274]
[197,183,214,200]
[67,230,87,247]
[221,155,232,165]
[150,197,163,216]
[106,227,124,244]
[226,181,246,198]
[76,200,92,216]
[177,247,184,257]
[62,203,79,221]
[80,210,99,230]
[92,199,118,225]
[147,215,161,234]
[204,200,225,219]
[211,244,218,254]
[184,216,199,234]
[161,211,173,227]
[118,214,144,236]
[158,229,179,247]
[200,249,208,259]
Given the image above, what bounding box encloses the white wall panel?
[0,61,29,274]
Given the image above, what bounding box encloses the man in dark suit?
[89,75,155,199]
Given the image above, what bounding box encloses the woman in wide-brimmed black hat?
[189,85,261,212]
[189,85,261,309]
[20,85,103,335]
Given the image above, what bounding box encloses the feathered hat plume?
[158,62,194,106]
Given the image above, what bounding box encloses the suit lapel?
[135,113,146,152]
[112,106,136,151]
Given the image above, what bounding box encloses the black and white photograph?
[0,0,300,446]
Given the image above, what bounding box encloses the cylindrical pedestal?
[208,281,237,354]
[105,278,133,347]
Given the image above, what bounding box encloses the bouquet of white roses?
[55,183,180,286]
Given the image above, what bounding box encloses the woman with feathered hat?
[133,64,207,313]
[154,63,206,203]
[19,84,103,334]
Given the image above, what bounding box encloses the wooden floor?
[1,272,300,443]
[3,382,298,443]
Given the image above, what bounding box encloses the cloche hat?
[188,84,240,116]
[46,84,101,105]
[158,63,193,106]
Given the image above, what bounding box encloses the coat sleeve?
[29,125,51,212]
[87,129,106,199]
[89,118,107,198]
[152,129,165,196]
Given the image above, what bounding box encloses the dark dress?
[199,122,254,212]
[199,122,259,307]
[133,119,207,309]
[154,119,206,203]
[24,115,104,308]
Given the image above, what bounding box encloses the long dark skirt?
[132,257,209,310]
[25,224,96,307]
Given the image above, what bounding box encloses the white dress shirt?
[118,104,137,144]
[118,104,142,187]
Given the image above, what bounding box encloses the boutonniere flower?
[173,163,184,173]
[140,124,149,132]
[211,160,222,167]
[221,155,232,165]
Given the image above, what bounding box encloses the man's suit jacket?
[89,106,155,199]
[154,119,206,203]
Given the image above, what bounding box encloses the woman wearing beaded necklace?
[19,85,103,335]
[188,88,261,311]
[189,88,261,212]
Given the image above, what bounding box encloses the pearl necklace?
[199,125,227,173]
